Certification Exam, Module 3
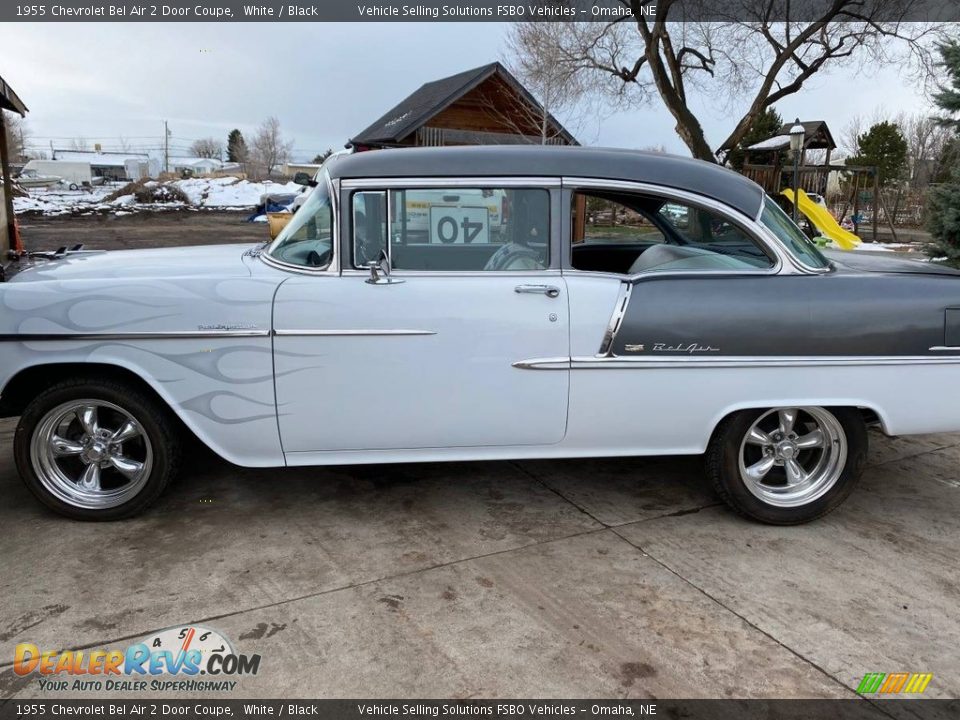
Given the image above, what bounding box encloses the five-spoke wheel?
[15,378,180,520]
[707,406,866,524]
[31,400,154,510]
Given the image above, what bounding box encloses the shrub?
[926,165,960,266]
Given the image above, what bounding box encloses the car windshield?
[759,196,830,270]
[266,178,333,269]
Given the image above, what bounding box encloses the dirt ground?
[16,211,268,253]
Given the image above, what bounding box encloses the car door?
[272,180,569,455]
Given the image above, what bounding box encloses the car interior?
[571,190,774,274]
[271,185,774,275]
[354,188,551,272]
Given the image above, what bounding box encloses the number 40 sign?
[429,206,490,244]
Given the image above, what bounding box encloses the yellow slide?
[781,188,861,250]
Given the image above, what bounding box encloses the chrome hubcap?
[30,400,153,510]
[738,407,847,508]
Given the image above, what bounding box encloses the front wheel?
[14,378,181,520]
[706,407,867,525]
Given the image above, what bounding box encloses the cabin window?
[351,187,550,272]
[570,190,774,275]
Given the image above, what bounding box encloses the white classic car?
[3,147,960,524]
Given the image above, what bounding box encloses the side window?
[353,191,388,268]
[571,191,773,275]
[352,187,550,272]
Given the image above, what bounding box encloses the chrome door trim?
[930,346,960,352]
[0,329,272,342]
[514,355,960,370]
[596,281,631,357]
[273,329,436,337]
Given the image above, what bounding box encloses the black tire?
[705,406,867,525]
[14,377,181,521]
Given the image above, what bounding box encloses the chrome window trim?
[340,177,563,190]
[349,189,390,271]
[755,195,832,275]
[261,172,340,276]
[562,177,795,277]
[513,355,960,370]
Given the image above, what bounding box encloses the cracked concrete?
[1,420,958,700]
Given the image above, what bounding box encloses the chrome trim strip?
[514,355,960,370]
[273,329,436,337]
[597,281,631,357]
[0,330,271,342]
[341,177,563,190]
[930,346,960,352]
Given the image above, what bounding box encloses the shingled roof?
[349,62,577,148]
[0,74,27,116]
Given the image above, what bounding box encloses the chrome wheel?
[30,399,153,510]
[737,407,847,508]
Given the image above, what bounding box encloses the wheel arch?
[0,361,231,463]
[706,401,886,448]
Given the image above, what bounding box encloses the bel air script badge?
[624,342,720,354]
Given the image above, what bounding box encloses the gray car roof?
[327,146,767,218]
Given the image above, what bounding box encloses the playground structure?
[736,120,884,244]
[782,188,860,249]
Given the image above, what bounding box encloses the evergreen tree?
[927,38,960,266]
[848,121,908,186]
[227,129,248,163]
[312,149,333,164]
[726,107,784,171]
[933,39,960,132]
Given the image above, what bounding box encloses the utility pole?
[163,120,170,174]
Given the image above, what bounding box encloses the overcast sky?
[1,22,935,161]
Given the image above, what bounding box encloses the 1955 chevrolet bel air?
[3,146,960,523]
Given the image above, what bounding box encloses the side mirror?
[293,172,317,187]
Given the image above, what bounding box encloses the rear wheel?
[706,407,867,524]
[14,378,181,520]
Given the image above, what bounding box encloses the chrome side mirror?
[365,256,403,285]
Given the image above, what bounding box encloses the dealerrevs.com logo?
[14,625,261,693]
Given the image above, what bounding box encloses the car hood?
[825,249,960,277]
[6,244,258,283]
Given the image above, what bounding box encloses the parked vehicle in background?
[19,160,95,190]
[3,146,960,525]
[13,168,62,189]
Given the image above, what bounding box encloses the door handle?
[515,284,560,298]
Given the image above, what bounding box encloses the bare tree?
[3,113,29,161]
[507,3,944,163]
[190,137,225,159]
[504,24,588,143]
[250,117,294,178]
[69,137,89,151]
[896,111,955,186]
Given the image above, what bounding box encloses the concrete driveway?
[1,419,958,700]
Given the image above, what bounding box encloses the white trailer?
[20,160,93,190]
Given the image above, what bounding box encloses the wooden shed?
[349,62,578,150]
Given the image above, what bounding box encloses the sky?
[0,22,937,162]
